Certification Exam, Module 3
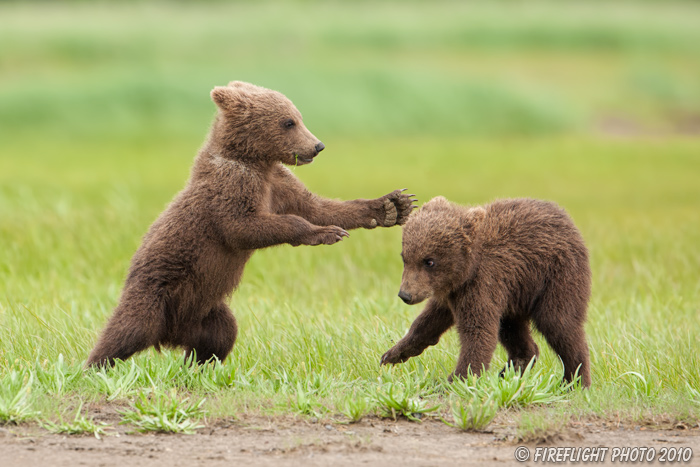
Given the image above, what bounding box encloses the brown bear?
[87,81,416,367]
[380,196,591,387]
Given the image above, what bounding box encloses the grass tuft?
[291,381,323,417]
[41,402,109,439]
[336,391,372,423]
[441,395,498,432]
[449,360,576,409]
[0,370,37,424]
[373,383,439,422]
[118,389,206,434]
[34,354,81,396]
[89,360,141,402]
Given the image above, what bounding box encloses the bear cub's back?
[481,198,587,255]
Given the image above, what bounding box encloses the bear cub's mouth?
[293,153,315,165]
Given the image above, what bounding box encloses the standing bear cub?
[87,81,416,367]
[381,197,591,387]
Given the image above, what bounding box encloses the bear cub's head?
[211,81,324,166]
[398,196,486,305]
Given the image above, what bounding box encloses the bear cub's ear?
[211,86,247,112]
[421,196,452,213]
[227,81,259,90]
[464,206,486,231]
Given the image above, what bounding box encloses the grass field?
[1,0,700,442]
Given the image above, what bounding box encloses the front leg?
[294,190,417,230]
[451,307,501,381]
[223,214,349,250]
[381,298,454,365]
[270,169,417,230]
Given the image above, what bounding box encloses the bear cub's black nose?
[398,290,412,304]
[315,142,325,154]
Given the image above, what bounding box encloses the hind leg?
[498,315,539,374]
[86,297,165,368]
[531,285,591,387]
[185,302,238,365]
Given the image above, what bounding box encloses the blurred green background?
[2,0,700,142]
[1,0,699,397]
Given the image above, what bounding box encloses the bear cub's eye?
[423,258,435,268]
[283,119,296,129]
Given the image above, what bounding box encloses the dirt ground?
[1,414,698,467]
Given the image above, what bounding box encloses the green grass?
[374,382,440,422]
[118,389,206,434]
[0,370,36,424]
[443,396,498,432]
[41,402,109,439]
[1,0,700,436]
[2,136,699,433]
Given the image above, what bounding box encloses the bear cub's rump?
[381,196,591,387]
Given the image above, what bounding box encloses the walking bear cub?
[381,196,591,387]
[87,81,416,367]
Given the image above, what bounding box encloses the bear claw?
[375,189,418,227]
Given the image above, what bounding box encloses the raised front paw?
[301,225,349,246]
[374,189,418,227]
[380,345,410,365]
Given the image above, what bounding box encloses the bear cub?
[381,196,591,387]
[87,81,416,367]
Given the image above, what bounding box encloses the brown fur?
[381,196,591,387]
[87,81,416,367]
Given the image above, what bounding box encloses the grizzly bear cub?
[381,196,591,387]
[87,81,416,367]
